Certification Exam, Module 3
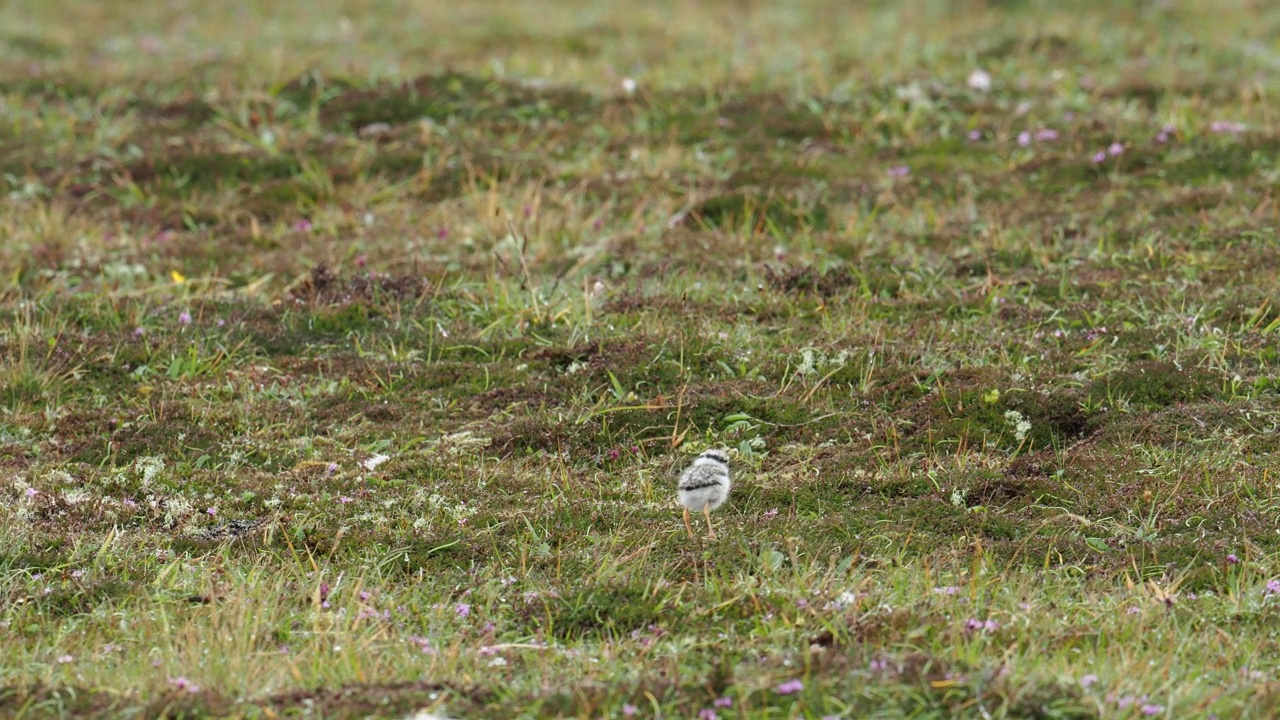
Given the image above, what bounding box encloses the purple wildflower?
[776,679,804,695]
[57,654,73,664]
[1266,579,1280,594]
[132,326,145,338]
[698,710,717,720]
[437,227,449,239]
[933,586,960,595]
[1091,150,1107,163]
[178,311,192,325]
[293,219,313,232]
[1210,121,1246,133]
[1140,703,1164,716]
[1080,674,1099,688]
[887,165,909,178]
[622,704,638,717]
[337,496,353,504]
[964,618,999,632]
[1034,128,1059,141]
[762,508,779,520]
[1227,554,1240,565]
[24,487,37,498]
[169,676,200,692]
[456,602,471,618]
[205,507,216,517]
[1107,141,1124,156]
[714,697,733,708]
[968,129,982,141]
[1016,131,1031,146]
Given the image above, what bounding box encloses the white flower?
[361,453,391,471]
[967,69,992,92]
[621,77,637,95]
[1003,410,1031,443]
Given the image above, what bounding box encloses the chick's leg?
[703,506,716,539]
[683,508,695,540]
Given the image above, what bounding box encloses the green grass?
[2,0,1280,717]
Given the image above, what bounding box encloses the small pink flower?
[206,507,216,516]
[57,654,74,664]
[456,602,471,618]
[1092,150,1107,163]
[1227,554,1240,564]
[337,496,353,504]
[714,697,733,708]
[24,487,38,498]
[1107,142,1124,156]
[178,311,192,325]
[622,704,638,717]
[1033,128,1059,141]
[169,676,200,692]
[132,327,145,338]
[293,219,313,232]
[887,165,909,178]
[123,498,138,508]
[1210,120,1246,133]
[70,570,85,579]
[437,227,449,239]
[968,129,982,141]
[1016,131,1031,146]
[964,618,999,632]
[697,710,717,720]
[1140,703,1163,716]
[776,679,804,694]
[762,508,778,520]
[1080,674,1099,688]
[1265,579,1280,594]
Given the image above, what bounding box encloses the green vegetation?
[2,0,1280,717]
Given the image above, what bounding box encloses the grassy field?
[3,0,1280,717]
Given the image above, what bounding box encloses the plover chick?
[677,449,731,539]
